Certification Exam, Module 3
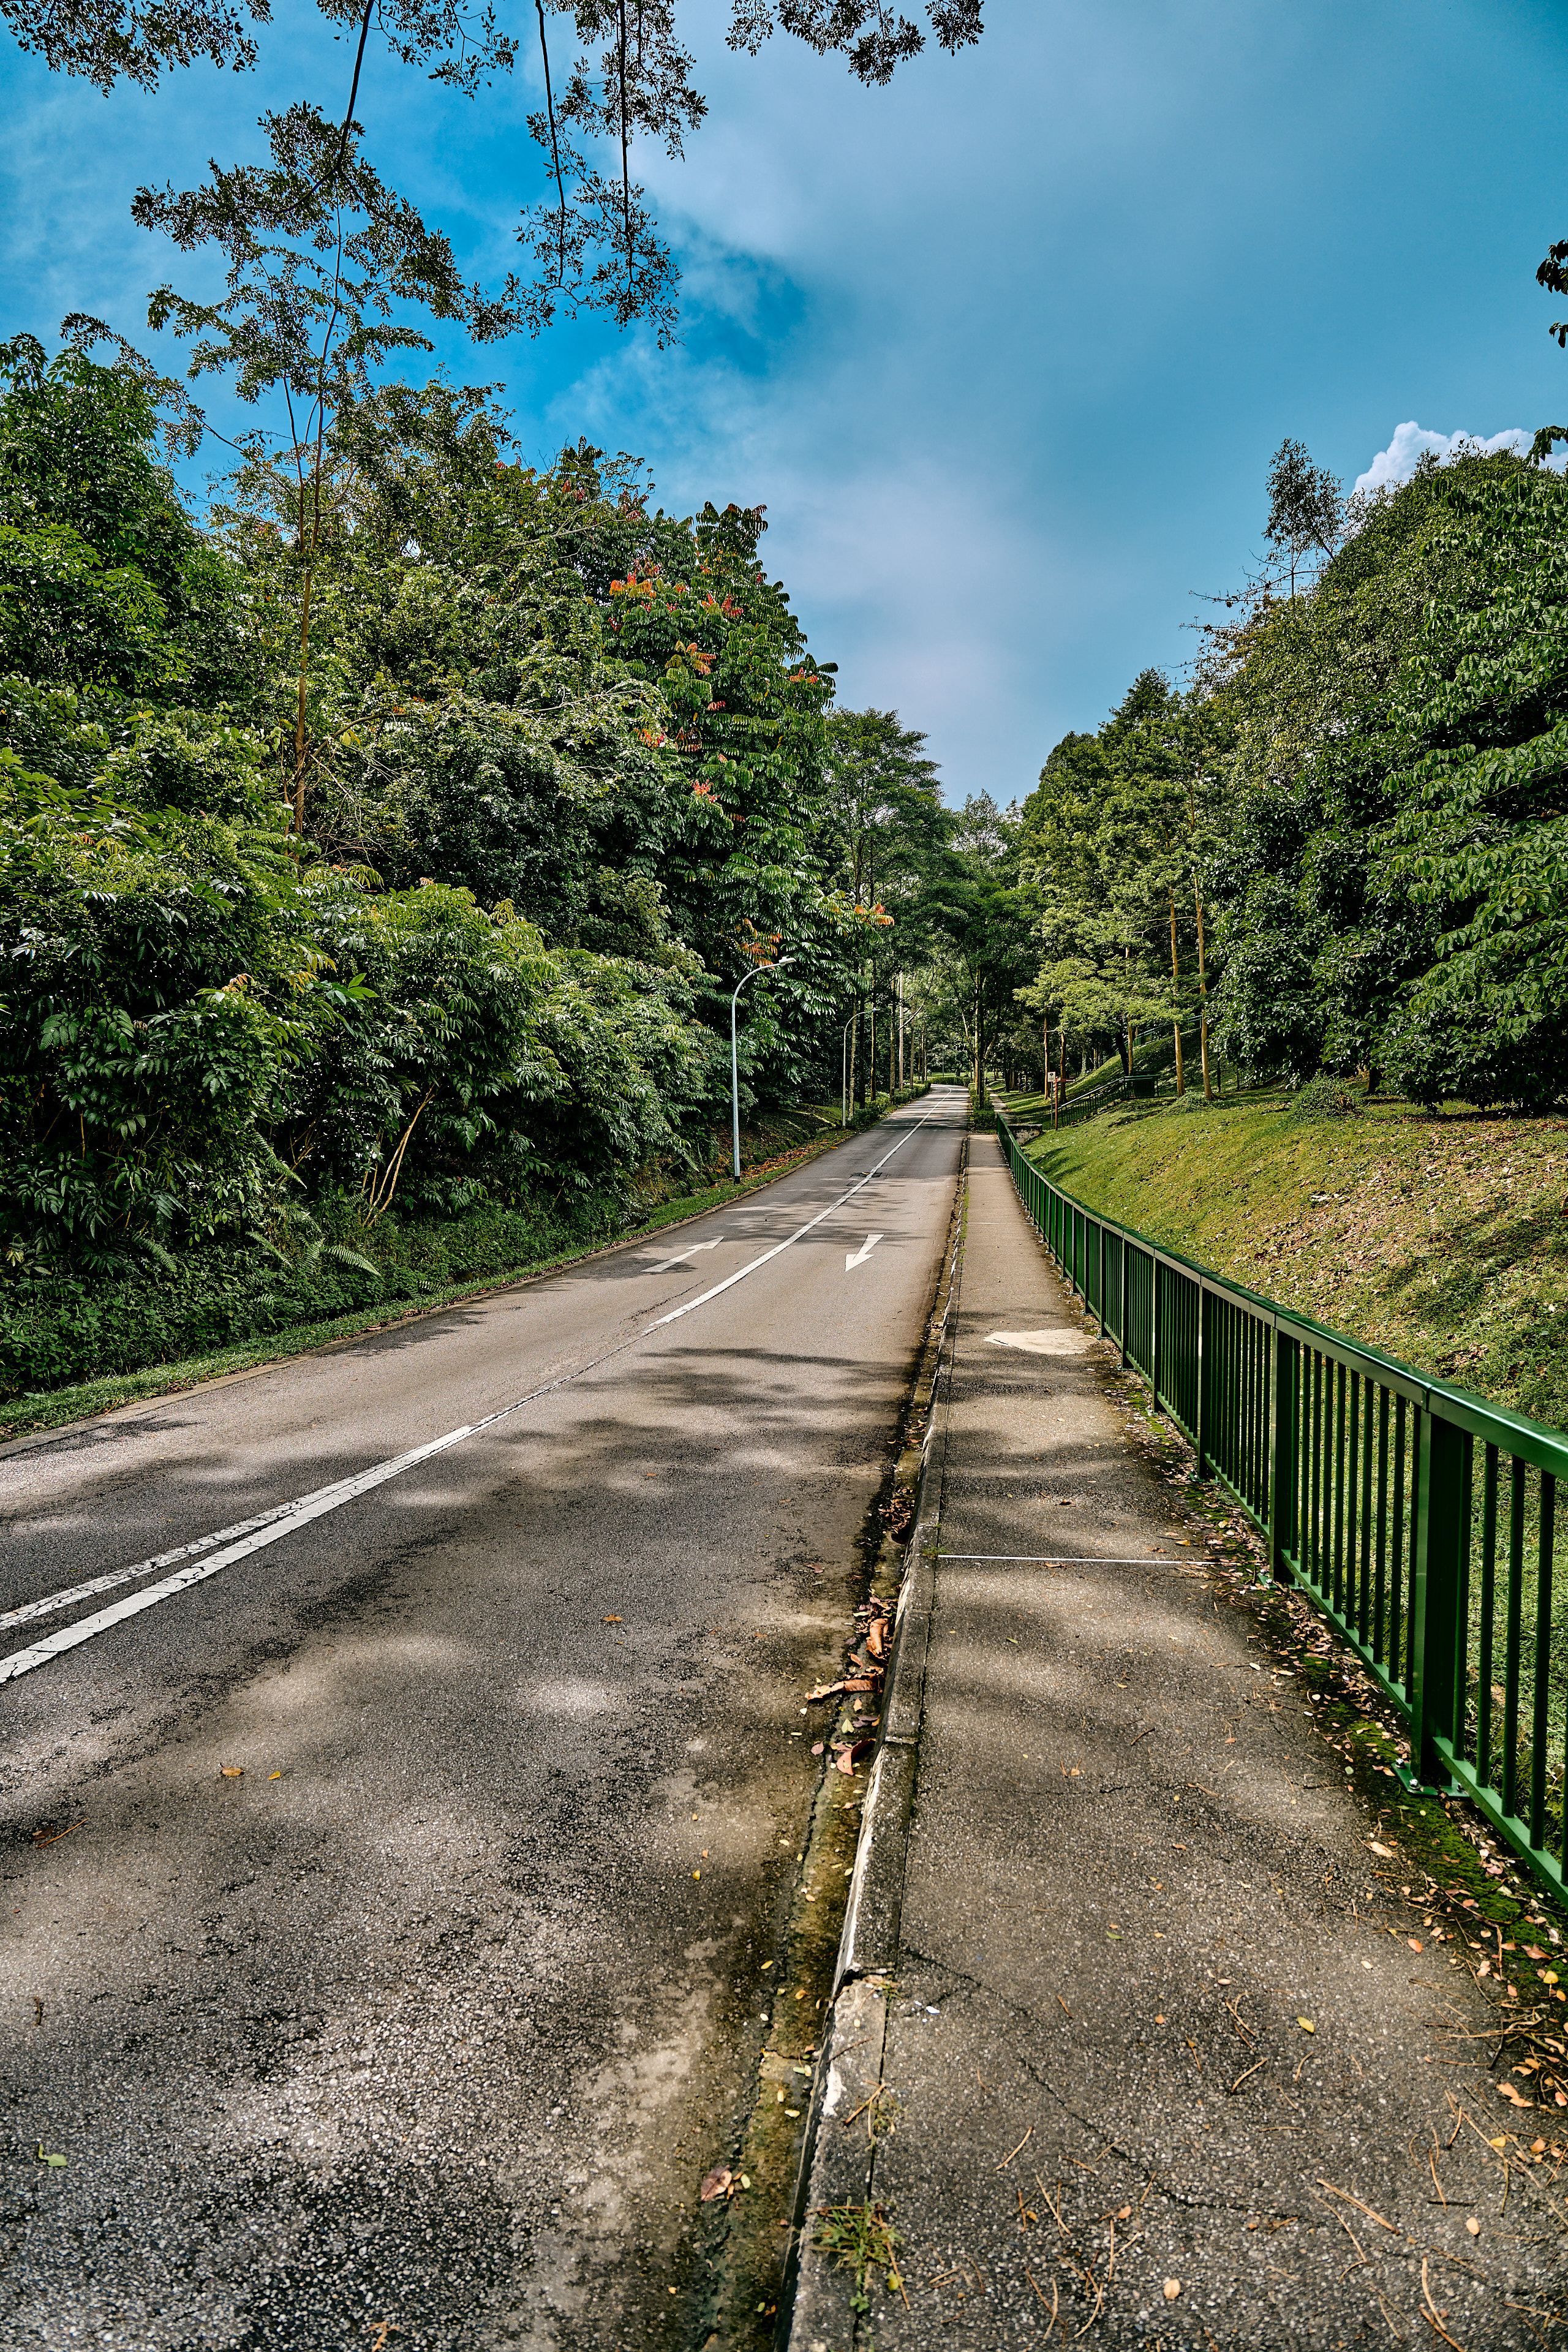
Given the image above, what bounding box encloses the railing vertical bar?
[1531,1472,1555,1850]
[1504,1458,1525,1824]
[1477,1443,1498,1791]
[1333,1363,1348,1615]
[1346,1370,1360,1627]
[1390,1395,1408,1681]
[1373,1387,1389,1667]
[1357,1377,1373,1643]
[1454,1431,1473,1765]
[1406,1408,1421,1694]
[1308,1352,1323,1593]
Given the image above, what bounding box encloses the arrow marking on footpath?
[845,1234,884,1272]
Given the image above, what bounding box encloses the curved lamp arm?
[731,955,794,1181]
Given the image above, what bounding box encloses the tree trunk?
[1120,944,1134,1075]
[1169,890,1185,1096]
[1194,873,1212,1102]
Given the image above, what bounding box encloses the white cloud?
[1354,420,1536,494]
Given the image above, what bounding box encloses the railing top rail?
[992,1107,1568,1480]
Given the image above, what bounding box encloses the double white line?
[2,1115,930,1684]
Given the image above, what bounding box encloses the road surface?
[0,1090,965,2351]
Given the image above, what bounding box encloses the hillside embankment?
[1005,1091,1568,1431]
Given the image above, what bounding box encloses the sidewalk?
[786,1137,1565,2350]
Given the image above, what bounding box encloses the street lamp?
[840,1010,856,1127]
[731,956,794,1181]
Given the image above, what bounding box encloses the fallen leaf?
[1408,1937,1423,1953]
[1525,1946,1548,1961]
[867,1620,887,1660]
[219,1765,244,1779]
[1369,1841,1393,1858]
[1499,2082,1533,2108]
[1115,2204,1131,2220]
[36,2147,66,2167]
[601,1616,622,1624]
[1466,2217,1480,2237]
[810,1742,824,1757]
[1164,2279,1182,2301]
[699,2166,732,2202]
[1295,2018,1315,2034]
[268,1771,282,1781]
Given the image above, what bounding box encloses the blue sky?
[4,0,1567,801]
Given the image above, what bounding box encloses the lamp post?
[840,1010,856,1127]
[731,956,793,1181]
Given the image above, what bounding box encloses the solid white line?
[649,1120,927,1329]
[0,1425,475,1683]
[2,1114,939,1683]
[2,1496,339,1635]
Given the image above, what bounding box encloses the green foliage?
[1208,449,1568,1107]
[1018,442,1568,1117]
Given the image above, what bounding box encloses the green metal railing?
[994,1109,1568,1901]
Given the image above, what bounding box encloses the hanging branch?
[617,0,632,297]
[337,0,377,169]
[535,0,570,287]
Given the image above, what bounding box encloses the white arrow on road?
[845,1234,884,1272]
[649,1237,725,1273]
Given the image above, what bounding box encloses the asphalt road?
[0,1088,967,2351]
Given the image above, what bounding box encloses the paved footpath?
[788,1136,1566,2351]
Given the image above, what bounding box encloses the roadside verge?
[774,1146,965,2351]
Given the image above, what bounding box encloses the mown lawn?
[998,1091,1568,1433]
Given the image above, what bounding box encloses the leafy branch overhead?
[5,0,984,341]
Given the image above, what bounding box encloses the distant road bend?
[1,1087,967,2350]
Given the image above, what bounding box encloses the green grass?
[0,1092,919,1445]
[997,1088,1568,1433]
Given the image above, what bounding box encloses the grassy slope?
[1000,1091,1568,1434]
[0,1095,916,1444]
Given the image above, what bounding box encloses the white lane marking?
[2,1115,938,1681]
[0,1317,649,1683]
[0,1428,475,1683]
[647,1237,723,1272]
[1,1491,352,1635]
[845,1234,883,1272]
[648,1120,927,1329]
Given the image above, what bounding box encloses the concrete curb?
[776,1161,967,2351]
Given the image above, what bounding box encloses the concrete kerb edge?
[775,1148,968,2352]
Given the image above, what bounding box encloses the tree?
[1264,436,1344,597]
[131,105,513,837]
[818,707,943,1101]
